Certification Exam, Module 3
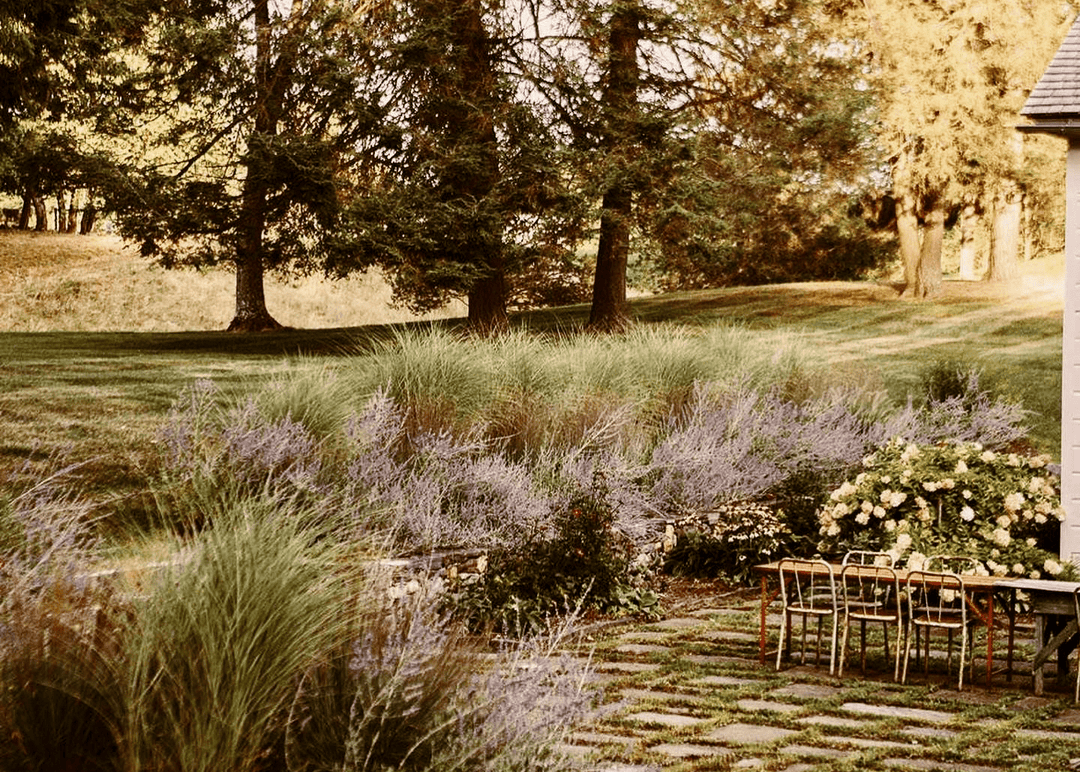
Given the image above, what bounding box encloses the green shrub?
[445,479,659,636]
[817,437,1072,579]
[662,501,790,584]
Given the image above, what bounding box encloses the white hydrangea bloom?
[1004,492,1025,512]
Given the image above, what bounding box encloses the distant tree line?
[0,0,1072,331]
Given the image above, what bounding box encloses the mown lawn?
[0,256,1064,496]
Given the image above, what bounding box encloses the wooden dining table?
[753,561,1003,687]
[996,578,1080,695]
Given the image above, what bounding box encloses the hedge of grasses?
[0,322,1053,771]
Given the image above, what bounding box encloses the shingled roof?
[1021,14,1080,128]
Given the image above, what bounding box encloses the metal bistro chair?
[903,569,975,690]
[839,561,902,680]
[776,558,839,675]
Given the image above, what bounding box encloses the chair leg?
[859,619,867,674]
[829,613,838,676]
[776,610,788,671]
[838,617,850,677]
[902,620,913,684]
[893,622,902,682]
[963,626,972,691]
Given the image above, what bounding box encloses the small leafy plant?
[817,437,1071,579]
[663,501,790,583]
[445,478,660,636]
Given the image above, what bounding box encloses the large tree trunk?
[229,235,281,332]
[588,1,639,334]
[895,192,921,288]
[987,180,1022,283]
[906,204,944,299]
[226,0,285,332]
[80,192,96,234]
[454,0,507,333]
[19,192,31,229]
[32,195,47,231]
[590,185,632,332]
[958,202,978,280]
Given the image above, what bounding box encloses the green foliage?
[662,502,791,584]
[121,500,359,772]
[817,437,1072,579]
[445,480,659,637]
[918,358,1007,412]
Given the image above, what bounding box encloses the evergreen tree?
[329,0,589,332]
[529,0,882,330]
[105,0,383,331]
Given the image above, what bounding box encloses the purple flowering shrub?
[287,592,593,771]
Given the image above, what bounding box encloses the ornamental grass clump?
[817,438,1071,579]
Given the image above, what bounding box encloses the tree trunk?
[65,190,78,233]
[590,185,632,332]
[468,271,508,333]
[19,192,31,229]
[80,193,96,234]
[958,202,978,280]
[454,0,507,333]
[32,195,47,231]
[908,204,944,298]
[895,192,920,288]
[226,0,285,333]
[987,181,1022,283]
[588,1,640,334]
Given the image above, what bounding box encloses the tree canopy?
[0,0,1071,330]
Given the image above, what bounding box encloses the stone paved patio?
[558,586,1080,771]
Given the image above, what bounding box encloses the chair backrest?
[924,555,981,575]
[843,550,894,567]
[777,558,836,612]
[839,563,900,615]
[905,570,967,626]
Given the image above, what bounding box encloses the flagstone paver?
[615,643,671,655]
[779,744,849,759]
[736,698,803,713]
[594,661,663,673]
[840,701,957,723]
[571,583,1080,772]
[880,759,1002,772]
[796,714,867,729]
[694,674,761,687]
[649,742,728,759]
[705,722,799,744]
[648,617,708,630]
[770,683,845,699]
[625,711,707,728]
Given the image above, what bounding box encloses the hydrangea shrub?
[817,438,1071,579]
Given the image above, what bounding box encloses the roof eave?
[1017,117,1080,137]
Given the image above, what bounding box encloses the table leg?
[759,574,768,666]
[986,592,994,687]
[1006,589,1015,683]
[1034,612,1046,696]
